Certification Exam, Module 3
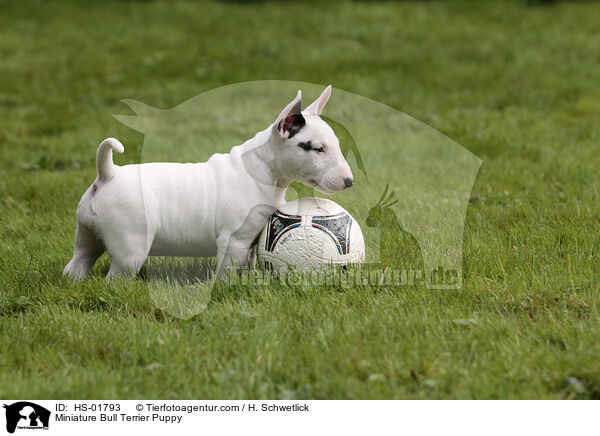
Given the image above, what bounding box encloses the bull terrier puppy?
[64,86,354,280]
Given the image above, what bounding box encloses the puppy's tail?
[96,138,124,182]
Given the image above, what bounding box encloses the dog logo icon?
[3,402,50,433]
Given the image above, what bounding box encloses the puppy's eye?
[297,141,324,153]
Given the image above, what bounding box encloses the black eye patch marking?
[297,141,325,153]
[297,141,313,151]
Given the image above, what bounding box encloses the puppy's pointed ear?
[304,85,332,116]
[274,90,305,139]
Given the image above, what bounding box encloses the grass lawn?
[1,0,599,399]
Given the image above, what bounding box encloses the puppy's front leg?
[215,234,253,278]
[215,204,276,278]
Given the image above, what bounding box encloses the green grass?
[1,0,600,399]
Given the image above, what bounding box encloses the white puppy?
[64,86,355,280]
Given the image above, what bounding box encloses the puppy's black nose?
[344,178,354,189]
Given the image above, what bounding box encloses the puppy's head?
[271,86,354,194]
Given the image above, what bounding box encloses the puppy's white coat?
[64,86,354,279]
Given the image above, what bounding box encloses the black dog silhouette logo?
[3,402,50,433]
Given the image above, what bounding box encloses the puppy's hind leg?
[63,223,105,280]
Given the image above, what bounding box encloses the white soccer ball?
[257,197,365,273]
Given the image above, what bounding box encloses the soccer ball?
[256,197,365,273]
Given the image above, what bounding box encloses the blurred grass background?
[0,0,599,399]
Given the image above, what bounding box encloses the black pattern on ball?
[311,212,352,255]
[264,210,302,252]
